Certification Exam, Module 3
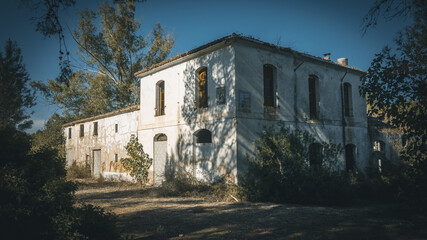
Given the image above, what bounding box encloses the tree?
[360,0,426,201]
[34,0,174,117]
[0,40,35,130]
[120,135,152,184]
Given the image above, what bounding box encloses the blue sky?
[0,0,410,133]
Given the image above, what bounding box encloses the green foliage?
[239,124,355,205]
[361,0,426,202]
[33,0,174,118]
[0,39,35,130]
[121,135,152,184]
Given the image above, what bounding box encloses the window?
[68,128,72,139]
[93,122,98,136]
[85,154,89,167]
[154,133,167,142]
[263,64,276,107]
[115,154,118,162]
[345,144,356,171]
[194,129,212,143]
[309,75,319,120]
[309,143,323,167]
[155,80,165,116]
[344,83,353,117]
[115,124,118,133]
[373,140,385,152]
[80,124,84,137]
[196,67,208,108]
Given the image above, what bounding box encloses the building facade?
[64,34,372,184]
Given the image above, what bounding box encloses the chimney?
[323,53,331,61]
[337,58,348,66]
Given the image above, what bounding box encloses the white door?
[92,149,101,178]
[154,134,167,185]
[66,148,73,167]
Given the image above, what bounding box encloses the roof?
[63,105,139,127]
[135,33,366,77]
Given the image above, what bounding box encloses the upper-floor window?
[194,129,212,143]
[196,67,208,108]
[308,75,319,120]
[79,124,84,137]
[68,128,72,139]
[373,140,385,152]
[155,80,165,116]
[344,82,353,117]
[263,64,276,107]
[93,122,98,136]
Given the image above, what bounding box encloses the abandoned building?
[64,34,392,184]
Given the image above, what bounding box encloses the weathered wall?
[138,45,238,184]
[234,42,370,172]
[64,109,139,181]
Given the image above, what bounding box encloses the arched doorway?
[154,133,167,185]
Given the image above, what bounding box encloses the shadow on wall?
[163,46,237,183]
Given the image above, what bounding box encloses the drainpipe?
[340,70,348,153]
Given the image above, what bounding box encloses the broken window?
[216,87,226,105]
[263,64,276,107]
[196,67,208,108]
[93,122,98,136]
[194,129,212,143]
[345,144,356,171]
[80,124,84,137]
[309,143,323,167]
[155,80,165,116]
[115,123,118,133]
[309,75,319,120]
[344,83,353,117]
[68,127,72,139]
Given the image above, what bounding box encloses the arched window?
[196,67,208,108]
[194,129,212,143]
[343,82,353,117]
[154,133,167,142]
[309,143,323,167]
[155,80,165,116]
[308,75,319,120]
[345,144,356,171]
[263,64,276,107]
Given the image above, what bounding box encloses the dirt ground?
[75,179,427,240]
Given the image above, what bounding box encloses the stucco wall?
[64,110,139,181]
[234,42,370,171]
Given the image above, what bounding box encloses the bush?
[0,127,119,239]
[67,161,91,179]
[238,124,355,205]
[120,135,152,184]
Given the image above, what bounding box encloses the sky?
[0,0,411,133]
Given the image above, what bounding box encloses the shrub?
[67,161,91,179]
[120,135,152,184]
[238,123,355,205]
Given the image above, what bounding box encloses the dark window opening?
[309,75,319,120]
[373,140,385,152]
[309,143,323,167]
[155,80,165,116]
[194,129,212,143]
[80,124,84,137]
[115,124,118,133]
[263,64,275,107]
[345,144,356,171]
[196,67,208,108]
[93,122,98,136]
[154,133,167,142]
[344,83,353,117]
[68,128,72,139]
[85,154,89,168]
[115,154,118,162]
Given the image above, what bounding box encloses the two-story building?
[64,34,372,184]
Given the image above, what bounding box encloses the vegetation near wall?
[121,135,153,184]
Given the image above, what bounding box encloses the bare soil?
[75,179,427,240]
